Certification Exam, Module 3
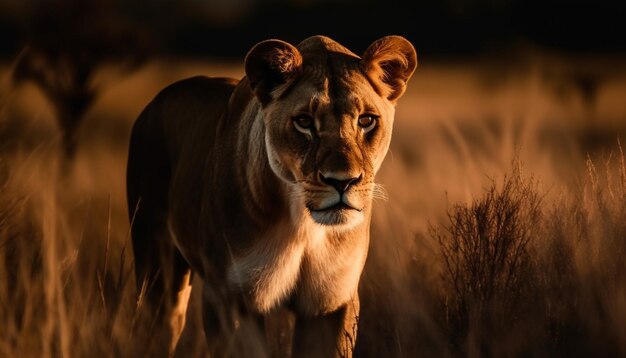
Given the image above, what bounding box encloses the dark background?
[2,0,625,61]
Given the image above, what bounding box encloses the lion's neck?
[235,106,291,228]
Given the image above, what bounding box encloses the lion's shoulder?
[154,76,239,109]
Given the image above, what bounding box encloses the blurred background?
[2,0,626,170]
[2,0,626,356]
[3,0,626,58]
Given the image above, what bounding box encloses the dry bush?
[428,146,626,357]
[430,163,543,355]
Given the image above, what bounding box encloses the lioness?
[127,35,416,357]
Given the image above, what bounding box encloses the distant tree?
[12,0,150,158]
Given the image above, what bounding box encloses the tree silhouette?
[12,0,150,158]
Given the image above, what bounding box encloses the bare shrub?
[431,164,542,354]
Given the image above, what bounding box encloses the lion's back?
[127,76,239,270]
[148,76,238,160]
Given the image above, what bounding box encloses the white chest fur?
[226,218,366,314]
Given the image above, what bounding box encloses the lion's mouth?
[308,201,362,213]
[307,201,364,227]
[305,192,366,226]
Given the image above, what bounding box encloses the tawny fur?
[127,35,416,357]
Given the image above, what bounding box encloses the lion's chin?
[308,204,364,228]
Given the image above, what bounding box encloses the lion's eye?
[358,115,378,133]
[293,115,314,134]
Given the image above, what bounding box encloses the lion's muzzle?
[305,170,367,227]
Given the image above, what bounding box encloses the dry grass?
[2,54,626,357]
[0,148,132,356]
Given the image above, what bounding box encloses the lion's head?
[245,35,417,228]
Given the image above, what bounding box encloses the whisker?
[372,183,389,202]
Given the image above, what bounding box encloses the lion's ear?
[361,36,417,102]
[245,39,303,105]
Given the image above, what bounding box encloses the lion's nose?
[319,171,362,194]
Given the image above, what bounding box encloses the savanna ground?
[2,47,626,356]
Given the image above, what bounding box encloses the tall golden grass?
[1,53,626,356]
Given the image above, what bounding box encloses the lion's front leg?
[292,294,360,358]
[201,285,269,357]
